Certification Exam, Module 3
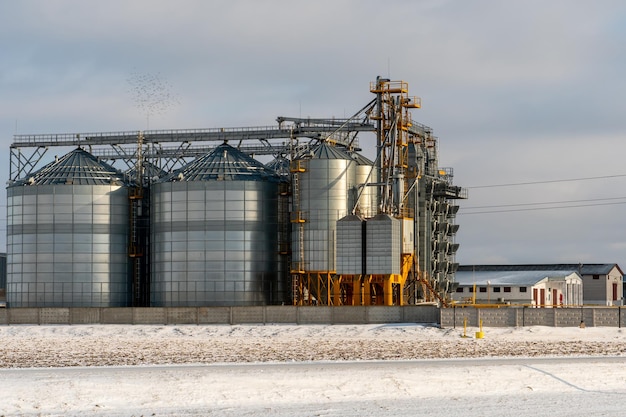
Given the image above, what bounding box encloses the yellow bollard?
[475,319,484,339]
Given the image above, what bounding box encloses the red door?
[540,289,545,308]
[613,283,618,301]
[533,288,538,307]
[552,289,558,308]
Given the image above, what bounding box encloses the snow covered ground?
[0,324,625,416]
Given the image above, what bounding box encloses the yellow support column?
[353,275,362,306]
[326,272,332,306]
[333,275,342,306]
[398,282,404,306]
[384,277,393,306]
[363,277,371,306]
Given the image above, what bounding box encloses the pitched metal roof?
[10,148,127,186]
[350,152,374,166]
[309,142,352,160]
[265,157,290,176]
[458,264,622,276]
[454,270,581,286]
[160,142,280,183]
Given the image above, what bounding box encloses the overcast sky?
[2,0,626,270]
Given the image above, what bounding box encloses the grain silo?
[351,152,378,218]
[292,142,356,274]
[150,142,284,306]
[6,148,131,307]
[290,142,357,305]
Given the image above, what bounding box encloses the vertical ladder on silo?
[290,160,307,304]
[128,187,145,306]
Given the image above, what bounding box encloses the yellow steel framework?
[292,79,424,306]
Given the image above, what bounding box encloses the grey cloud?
[2,0,626,269]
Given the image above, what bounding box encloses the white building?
[456,264,623,306]
[452,270,583,307]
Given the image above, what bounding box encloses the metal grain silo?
[150,142,284,306]
[292,143,356,273]
[366,213,401,275]
[6,148,131,307]
[336,214,364,276]
[351,152,378,218]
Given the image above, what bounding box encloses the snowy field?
[0,324,625,416]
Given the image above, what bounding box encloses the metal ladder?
[290,161,306,304]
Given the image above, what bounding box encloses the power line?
[459,200,626,215]
[462,196,626,210]
[467,174,626,189]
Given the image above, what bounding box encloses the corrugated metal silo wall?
[295,157,355,272]
[354,161,377,218]
[0,253,6,290]
[150,180,283,306]
[6,184,131,307]
[366,214,401,275]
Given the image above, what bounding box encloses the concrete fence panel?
[101,308,134,324]
[440,307,479,328]
[70,308,101,324]
[167,308,198,325]
[39,308,70,324]
[232,307,265,324]
[265,306,297,323]
[367,306,403,324]
[520,308,554,327]
[297,307,332,324]
[582,308,595,327]
[404,305,440,324]
[478,308,517,327]
[593,308,620,327]
[332,307,366,324]
[555,308,585,327]
[197,307,231,324]
[133,307,166,325]
[8,308,39,324]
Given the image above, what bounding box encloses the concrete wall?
[1,305,622,327]
[440,306,626,328]
[0,305,439,325]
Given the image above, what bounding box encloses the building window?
[479,287,487,293]
[493,287,501,293]
[469,287,474,293]
[593,274,599,280]
[456,287,464,293]
[504,287,511,293]
[519,287,527,293]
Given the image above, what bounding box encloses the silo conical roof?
[161,142,280,182]
[265,157,290,177]
[11,148,127,186]
[351,152,375,166]
[309,142,352,160]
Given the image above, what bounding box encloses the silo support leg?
[332,276,341,306]
[384,279,393,306]
[353,276,362,306]
[363,278,372,306]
